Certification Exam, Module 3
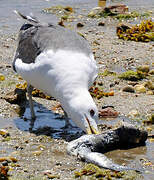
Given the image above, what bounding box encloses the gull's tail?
[14,10,39,24]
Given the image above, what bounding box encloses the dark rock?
[2,161,8,166]
[104,4,128,15]
[76,22,84,28]
[98,21,105,26]
[4,88,27,105]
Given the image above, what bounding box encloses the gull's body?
[13,12,99,134]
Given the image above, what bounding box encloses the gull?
[13,11,99,134]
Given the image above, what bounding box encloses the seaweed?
[89,86,114,99]
[118,70,146,81]
[74,164,125,179]
[117,19,154,42]
[99,69,117,77]
[115,11,151,20]
[88,4,151,20]
[16,82,52,100]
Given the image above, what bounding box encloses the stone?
[128,109,139,117]
[104,4,128,15]
[134,84,146,93]
[4,88,27,104]
[137,65,150,73]
[0,74,5,81]
[122,85,135,93]
[76,22,84,28]
[0,129,9,137]
[98,21,105,26]
[149,69,154,75]
[143,81,154,90]
[146,90,153,95]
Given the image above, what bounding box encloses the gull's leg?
[64,110,70,128]
[51,103,74,128]
[62,109,75,129]
[27,84,36,120]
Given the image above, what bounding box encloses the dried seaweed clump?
[89,86,114,99]
[16,82,52,100]
[117,19,154,42]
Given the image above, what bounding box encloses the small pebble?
[97,81,103,86]
[134,84,146,93]
[137,65,150,73]
[98,21,105,26]
[149,138,154,143]
[146,90,153,95]
[122,85,135,93]
[128,109,139,117]
[0,129,10,137]
[143,81,154,90]
[2,161,8,166]
[32,150,42,156]
[149,69,154,75]
[0,74,5,81]
[76,22,84,28]
[9,157,18,163]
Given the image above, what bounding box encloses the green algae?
[88,7,151,20]
[99,70,117,77]
[115,11,151,20]
[118,70,146,81]
[74,163,141,179]
[2,136,11,142]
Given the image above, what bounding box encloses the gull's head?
[66,91,99,134]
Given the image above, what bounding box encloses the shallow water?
[0,0,154,34]
[14,104,83,140]
[105,140,154,179]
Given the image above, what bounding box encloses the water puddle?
[105,140,154,179]
[14,104,83,140]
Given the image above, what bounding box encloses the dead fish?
[67,122,147,172]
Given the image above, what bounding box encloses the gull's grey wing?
[13,23,92,71]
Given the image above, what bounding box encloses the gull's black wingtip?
[14,10,39,24]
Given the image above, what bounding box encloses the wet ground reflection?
[13,104,83,140]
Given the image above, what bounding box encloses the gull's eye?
[90,109,95,117]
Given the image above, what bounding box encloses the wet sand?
[0,0,154,179]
